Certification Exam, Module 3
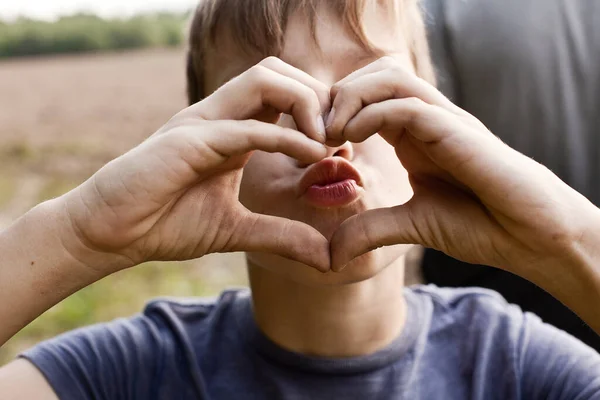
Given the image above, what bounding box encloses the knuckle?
[402,98,424,124]
[332,80,357,99]
[336,81,357,99]
[161,128,200,155]
[246,64,271,84]
[259,56,282,68]
[385,64,407,79]
[377,55,398,68]
[405,96,425,108]
[314,86,331,108]
[330,81,343,97]
[239,119,262,131]
[296,85,320,110]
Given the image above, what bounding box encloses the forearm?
[560,214,600,335]
[0,198,126,346]
[522,205,600,336]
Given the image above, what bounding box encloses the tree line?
[0,12,189,58]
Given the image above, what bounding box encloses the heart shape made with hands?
[70,56,567,280]
[246,61,452,272]
[236,57,584,279]
[196,56,472,273]
[197,56,553,277]
[229,63,450,273]
[253,63,521,274]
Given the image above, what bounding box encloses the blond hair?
[186,0,435,105]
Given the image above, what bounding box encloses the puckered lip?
[297,157,364,197]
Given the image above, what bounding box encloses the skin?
[212,6,417,356]
[1,3,600,399]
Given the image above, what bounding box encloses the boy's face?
[205,4,415,286]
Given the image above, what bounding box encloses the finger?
[330,56,399,99]
[337,97,436,144]
[185,119,328,171]
[341,97,513,203]
[144,119,327,195]
[342,96,481,150]
[397,134,472,195]
[331,57,454,109]
[327,68,455,142]
[257,57,331,113]
[231,211,331,272]
[195,61,328,143]
[330,182,488,271]
[330,205,421,272]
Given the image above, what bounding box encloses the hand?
[327,57,600,281]
[62,57,332,273]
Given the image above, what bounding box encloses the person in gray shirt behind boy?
[421,0,600,350]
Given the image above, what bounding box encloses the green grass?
[0,257,248,364]
[0,12,189,59]
[0,141,36,162]
[0,174,16,209]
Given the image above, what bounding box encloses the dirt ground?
[0,49,248,362]
[0,49,190,225]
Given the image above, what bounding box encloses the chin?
[289,198,371,241]
[246,243,412,287]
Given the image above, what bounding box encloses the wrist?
[49,195,136,276]
[551,205,600,333]
[510,197,600,318]
[569,205,600,285]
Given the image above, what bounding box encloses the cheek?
[239,152,291,213]
[358,137,413,203]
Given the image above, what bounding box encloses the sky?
[0,0,198,21]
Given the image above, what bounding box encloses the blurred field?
[0,48,248,363]
[0,13,187,58]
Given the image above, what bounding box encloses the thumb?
[330,204,422,272]
[230,212,331,272]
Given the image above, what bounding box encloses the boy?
[1,0,600,398]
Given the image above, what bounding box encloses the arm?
[0,360,58,400]
[0,200,121,347]
[0,57,330,396]
[327,56,600,335]
[0,57,329,348]
[519,312,600,399]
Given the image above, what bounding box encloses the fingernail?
[325,107,336,129]
[317,115,326,142]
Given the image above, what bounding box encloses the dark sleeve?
[519,312,600,399]
[19,314,170,400]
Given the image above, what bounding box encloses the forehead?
[203,3,410,93]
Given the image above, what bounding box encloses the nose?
[324,139,353,160]
[297,139,354,168]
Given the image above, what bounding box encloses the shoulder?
[19,289,249,400]
[142,288,245,321]
[140,288,249,339]
[27,288,246,352]
[409,284,521,322]
[409,285,600,396]
[408,285,527,365]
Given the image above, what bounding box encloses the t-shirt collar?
[232,288,427,375]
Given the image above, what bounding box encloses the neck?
[248,257,407,358]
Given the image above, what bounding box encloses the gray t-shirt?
[423,0,600,204]
[21,286,600,399]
